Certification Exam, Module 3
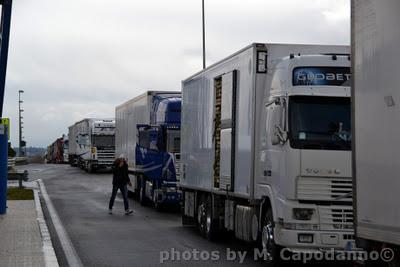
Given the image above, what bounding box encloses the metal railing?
[7,157,15,169]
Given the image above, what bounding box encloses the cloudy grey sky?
[2,0,350,147]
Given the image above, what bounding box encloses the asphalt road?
[25,164,266,267]
[24,164,352,267]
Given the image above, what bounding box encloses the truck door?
[214,70,237,191]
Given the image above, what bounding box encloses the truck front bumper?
[154,189,182,205]
[274,225,356,253]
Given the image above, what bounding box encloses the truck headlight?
[293,208,314,221]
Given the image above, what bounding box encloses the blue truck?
[115,91,181,210]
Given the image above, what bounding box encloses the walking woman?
[108,154,133,215]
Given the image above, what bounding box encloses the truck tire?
[88,163,96,173]
[197,196,207,236]
[205,195,217,241]
[261,207,283,266]
[139,180,147,206]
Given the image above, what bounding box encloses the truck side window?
[149,131,159,151]
[138,130,150,149]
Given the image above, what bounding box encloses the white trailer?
[68,124,79,166]
[115,91,180,193]
[68,118,115,172]
[181,43,353,260]
[352,0,400,256]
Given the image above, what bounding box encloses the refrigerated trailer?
[352,0,400,256]
[181,43,353,259]
[68,118,115,172]
[46,137,64,163]
[116,91,182,208]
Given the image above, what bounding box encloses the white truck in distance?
[68,118,115,172]
[352,0,400,258]
[181,43,353,260]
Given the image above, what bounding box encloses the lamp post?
[202,0,206,69]
[18,90,25,156]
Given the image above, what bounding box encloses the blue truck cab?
[135,97,181,209]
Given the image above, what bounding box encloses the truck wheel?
[261,208,283,265]
[87,162,92,173]
[205,195,217,241]
[139,182,147,206]
[88,163,96,173]
[197,198,207,236]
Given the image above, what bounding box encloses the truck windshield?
[92,135,115,148]
[289,96,351,150]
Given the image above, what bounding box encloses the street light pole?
[18,90,24,156]
[202,0,206,69]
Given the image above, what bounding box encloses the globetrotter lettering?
[292,67,351,86]
[296,72,351,82]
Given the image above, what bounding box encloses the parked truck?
[116,91,181,209]
[68,118,115,172]
[180,43,353,260]
[46,136,65,163]
[352,0,400,261]
[62,134,69,164]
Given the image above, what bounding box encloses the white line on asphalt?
[38,179,84,267]
[34,188,59,267]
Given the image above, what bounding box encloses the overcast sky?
[2,0,350,148]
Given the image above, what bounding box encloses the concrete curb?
[34,185,59,267]
[37,179,83,267]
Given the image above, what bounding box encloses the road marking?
[34,188,59,267]
[38,179,83,267]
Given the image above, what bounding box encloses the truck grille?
[297,176,352,202]
[97,150,115,163]
[319,206,354,231]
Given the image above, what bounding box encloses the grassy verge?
[7,188,34,200]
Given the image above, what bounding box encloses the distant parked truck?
[180,43,354,260]
[62,134,69,164]
[68,118,115,172]
[116,91,181,209]
[46,137,65,163]
[352,0,400,259]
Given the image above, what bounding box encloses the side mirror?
[269,100,287,145]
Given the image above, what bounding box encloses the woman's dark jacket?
[112,161,130,186]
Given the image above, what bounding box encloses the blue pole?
[0,0,13,117]
[0,125,8,214]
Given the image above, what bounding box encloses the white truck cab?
[257,54,353,252]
